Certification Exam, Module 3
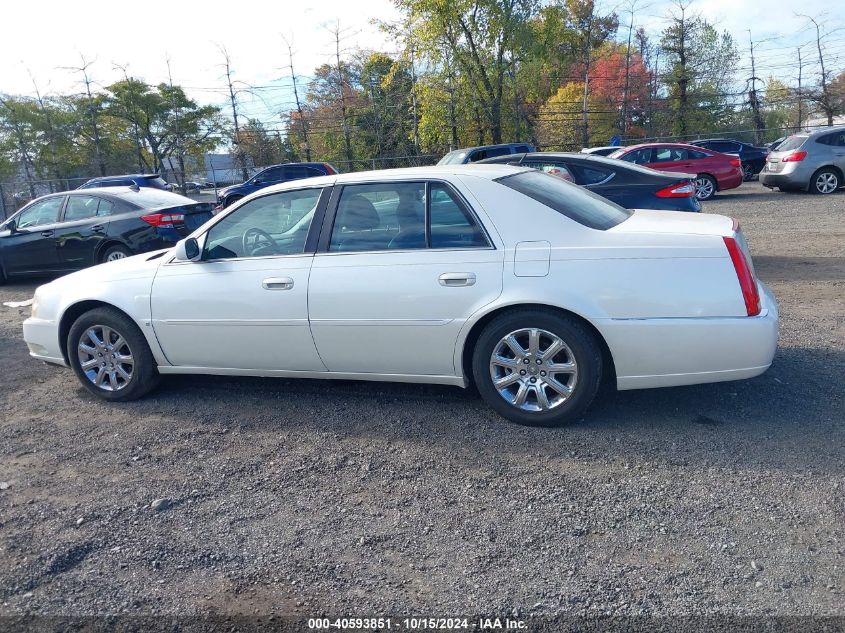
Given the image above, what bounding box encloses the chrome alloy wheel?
[815,171,839,194]
[77,325,134,391]
[489,328,578,412]
[694,177,715,200]
[106,250,127,262]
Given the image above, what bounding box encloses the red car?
[609,143,743,201]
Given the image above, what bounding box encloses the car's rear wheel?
[472,310,602,427]
[102,244,132,263]
[810,168,840,195]
[742,163,754,181]
[694,175,717,200]
[67,307,159,401]
[224,195,243,207]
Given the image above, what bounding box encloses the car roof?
[85,173,162,181]
[615,142,714,151]
[251,164,530,194]
[76,186,197,208]
[808,125,845,137]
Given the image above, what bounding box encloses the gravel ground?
[0,183,843,627]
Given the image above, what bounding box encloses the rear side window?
[470,147,510,162]
[778,136,807,152]
[64,196,101,221]
[652,147,687,162]
[571,165,613,185]
[514,145,532,153]
[688,149,710,160]
[522,161,576,182]
[817,132,845,147]
[429,183,489,249]
[496,170,631,231]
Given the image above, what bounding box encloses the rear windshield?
[495,170,632,230]
[777,136,807,152]
[143,176,169,189]
[437,150,468,165]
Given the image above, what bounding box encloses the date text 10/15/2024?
[307,617,527,630]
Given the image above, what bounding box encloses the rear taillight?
[655,181,696,198]
[729,158,741,168]
[781,151,807,163]
[723,226,761,317]
[141,212,185,228]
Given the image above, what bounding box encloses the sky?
[1,0,842,130]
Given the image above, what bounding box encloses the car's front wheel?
[472,310,602,427]
[67,307,159,401]
[810,168,840,195]
[742,163,755,181]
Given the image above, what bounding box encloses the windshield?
[437,150,468,165]
[776,136,807,153]
[495,170,632,230]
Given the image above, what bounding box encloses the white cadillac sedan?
[23,165,778,427]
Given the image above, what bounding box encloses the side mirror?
[5,219,17,234]
[251,177,262,185]
[173,237,201,261]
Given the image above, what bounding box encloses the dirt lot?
[0,183,843,625]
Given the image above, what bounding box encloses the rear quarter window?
[496,170,632,230]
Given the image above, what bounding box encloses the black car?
[0,188,213,282]
[689,139,769,181]
[437,143,537,165]
[478,152,701,212]
[77,173,171,190]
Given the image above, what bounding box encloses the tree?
[660,1,738,138]
[536,82,614,149]
[395,0,538,144]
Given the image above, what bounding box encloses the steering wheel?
[242,227,276,256]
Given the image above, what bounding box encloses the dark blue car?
[77,173,170,190]
[217,162,337,207]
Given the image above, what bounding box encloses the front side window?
[496,170,631,231]
[16,197,64,228]
[652,147,687,162]
[255,167,285,183]
[203,188,322,259]
[64,196,101,221]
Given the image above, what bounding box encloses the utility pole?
[219,46,249,181]
[282,35,311,162]
[408,35,420,155]
[797,47,804,131]
[747,31,764,145]
[580,8,595,148]
[329,22,354,165]
[621,0,638,137]
[166,57,186,192]
[799,14,833,126]
[445,52,459,151]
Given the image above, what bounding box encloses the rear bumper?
[759,172,807,190]
[22,316,66,367]
[598,282,778,390]
[719,170,744,191]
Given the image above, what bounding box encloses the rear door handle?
[41,230,54,237]
[262,277,294,290]
[438,272,476,287]
[91,224,105,233]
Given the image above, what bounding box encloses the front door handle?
[439,272,476,287]
[91,224,105,233]
[41,230,54,238]
[262,277,294,290]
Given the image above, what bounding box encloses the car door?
[150,186,329,371]
[828,131,845,172]
[0,196,65,276]
[55,194,112,270]
[647,146,691,172]
[308,179,504,376]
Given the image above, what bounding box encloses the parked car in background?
[23,165,777,428]
[184,181,203,192]
[690,138,769,180]
[609,143,743,200]
[217,162,337,208]
[767,137,787,151]
[580,146,620,156]
[479,151,700,212]
[760,127,845,194]
[437,143,537,165]
[77,173,170,191]
[0,187,213,282]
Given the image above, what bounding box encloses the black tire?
[224,195,243,208]
[809,168,840,195]
[694,174,717,201]
[101,244,132,263]
[67,307,160,402]
[471,309,602,427]
[741,163,754,181]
